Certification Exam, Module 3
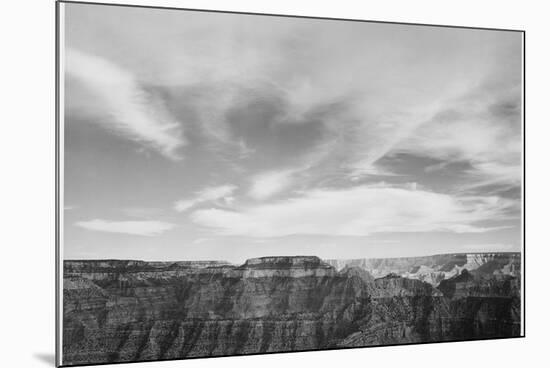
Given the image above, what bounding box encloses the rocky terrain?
[325,253,521,285]
[62,253,521,365]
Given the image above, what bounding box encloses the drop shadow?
[33,353,56,366]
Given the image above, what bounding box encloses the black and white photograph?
[56,1,524,366]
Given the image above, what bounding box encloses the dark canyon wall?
[62,254,521,366]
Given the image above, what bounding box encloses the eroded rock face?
[324,253,521,286]
[229,256,337,278]
[438,269,521,338]
[62,254,521,366]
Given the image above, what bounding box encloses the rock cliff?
[62,254,521,365]
[324,253,521,286]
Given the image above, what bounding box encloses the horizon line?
[63,250,522,265]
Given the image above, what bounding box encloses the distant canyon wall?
[325,253,521,285]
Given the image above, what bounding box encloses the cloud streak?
[75,219,176,236]
[174,184,237,212]
[191,184,515,237]
[66,49,186,160]
[392,82,522,191]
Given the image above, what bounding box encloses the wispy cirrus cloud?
[392,82,522,191]
[66,48,186,160]
[174,184,237,212]
[75,219,176,236]
[191,184,516,237]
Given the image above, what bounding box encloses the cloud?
[392,82,522,191]
[249,169,296,200]
[65,48,186,160]
[66,10,521,186]
[250,29,521,187]
[462,161,522,192]
[75,219,176,236]
[190,184,515,237]
[349,164,402,181]
[174,184,237,212]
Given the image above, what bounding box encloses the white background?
[0,0,548,367]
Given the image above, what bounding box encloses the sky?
[61,3,523,263]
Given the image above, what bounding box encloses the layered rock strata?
[62,254,521,365]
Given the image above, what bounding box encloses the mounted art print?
[56,1,525,366]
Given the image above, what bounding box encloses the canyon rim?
[62,253,521,365]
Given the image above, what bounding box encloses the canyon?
[62,253,521,366]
